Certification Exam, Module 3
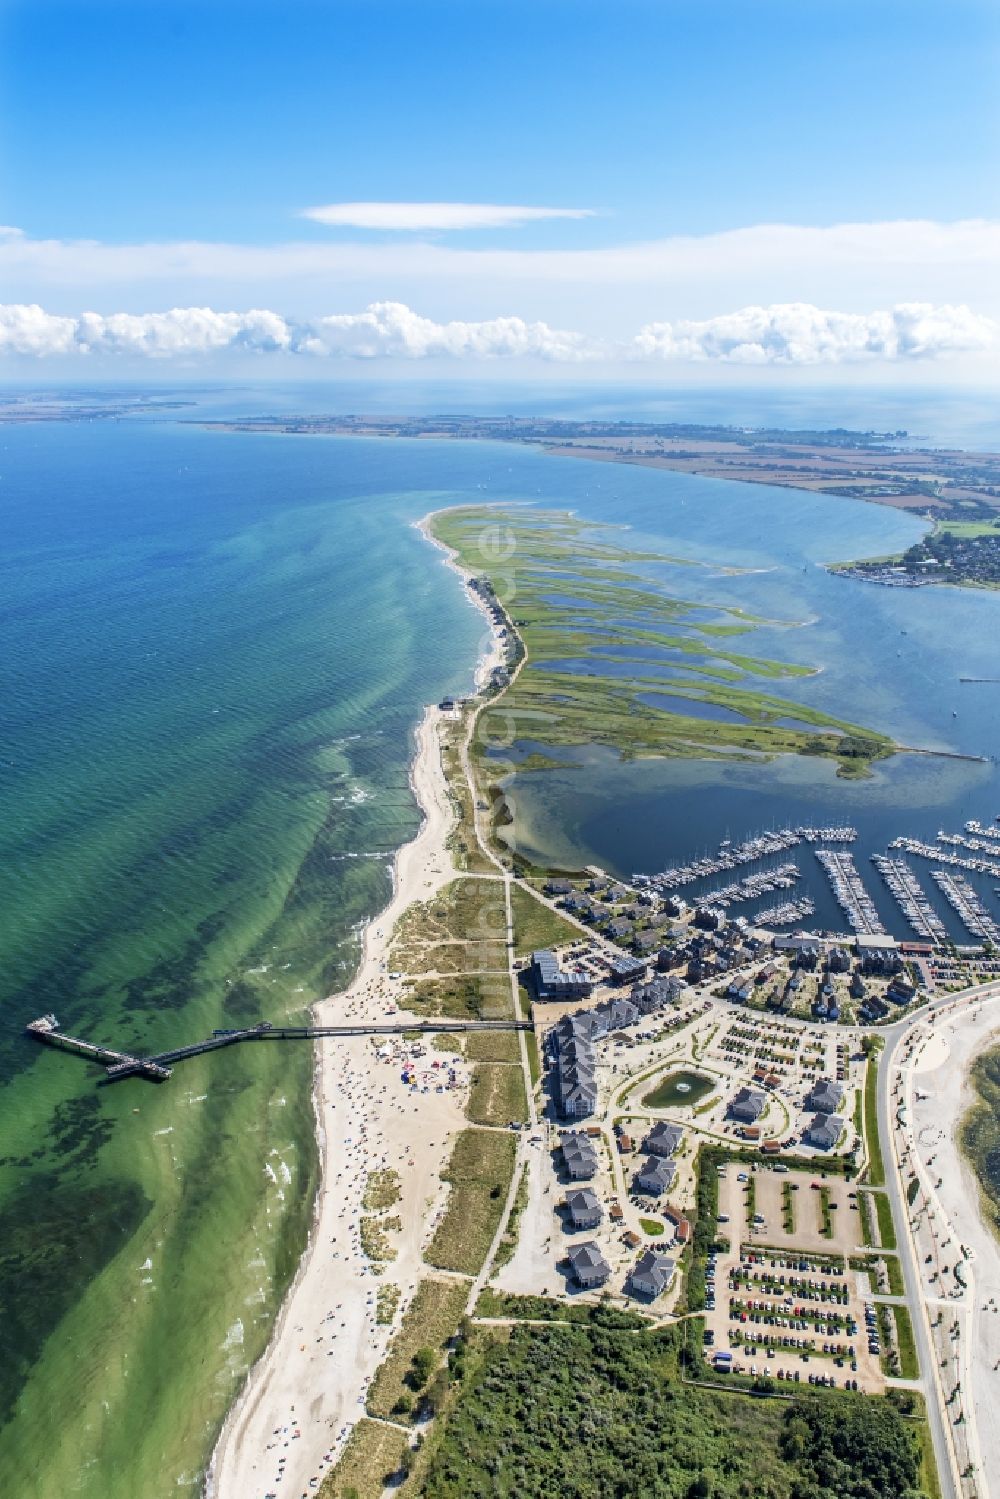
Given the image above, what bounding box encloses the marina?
[965,820,1000,842]
[630,814,1000,950]
[929,872,1000,945]
[870,855,948,943]
[752,895,816,926]
[636,826,857,891]
[697,861,801,909]
[939,829,1000,856]
[888,836,1000,880]
[814,848,887,936]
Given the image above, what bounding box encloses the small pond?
[642,1069,716,1109]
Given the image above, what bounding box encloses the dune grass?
[425,1128,518,1275]
[319,1418,408,1499]
[366,1277,470,1423]
[466,1062,529,1125]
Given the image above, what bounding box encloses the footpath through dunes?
[208,699,474,1499]
[428,505,898,780]
[212,530,549,1499]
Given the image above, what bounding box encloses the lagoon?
[2,396,1000,1495]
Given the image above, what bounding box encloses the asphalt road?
[878,1021,958,1499]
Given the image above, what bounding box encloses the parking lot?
[702,1163,885,1393]
[749,1169,862,1256]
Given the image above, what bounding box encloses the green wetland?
[432,506,894,778]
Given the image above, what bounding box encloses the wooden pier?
[25,1013,532,1086]
[25,1014,173,1080]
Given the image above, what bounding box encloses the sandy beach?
[207,519,503,1499]
[897,986,1000,1499]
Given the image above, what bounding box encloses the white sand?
[208,521,506,1499]
[898,985,1000,1497]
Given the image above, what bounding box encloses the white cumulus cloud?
[299,201,595,231]
[0,301,593,361]
[630,301,1000,364]
[298,301,594,360]
[0,298,996,365]
[0,303,291,358]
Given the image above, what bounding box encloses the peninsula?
[199,411,1000,523]
[833,518,1000,591]
[200,503,1000,1499]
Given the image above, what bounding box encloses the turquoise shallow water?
[3,400,1000,1496]
[0,418,490,1496]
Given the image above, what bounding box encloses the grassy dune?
[425,1128,518,1275]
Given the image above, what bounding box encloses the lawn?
[425,1128,518,1275]
[466,1062,529,1125]
[524,1031,541,1087]
[439,715,496,876]
[873,1191,897,1250]
[365,1277,470,1422]
[863,1056,885,1186]
[403,971,512,1022]
[884,1254,904,1296]
[376,1282,401,1325]
[782,1180,796,1234]
[818,1184,834,1239]
[510,881,582,958]
[318,1418,408,1499]
[360,1215,399,1263]
[938,518,1000,538]
[493,1166,530,1269]
[390,876,508,975]
[892,1303,920,1380]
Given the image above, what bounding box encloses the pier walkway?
[25,1014,532,1086]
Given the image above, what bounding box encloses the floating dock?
[814,849,887,936]
[870,855,947,944]
[26,1014,532,1086]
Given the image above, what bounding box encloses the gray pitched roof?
[631,1249,677,1295]
[806,1112,844,1150]
[567,1240,611,1282]
[565,1187,602,1216]
[643,1121,683,1157]
[806,1078,845,1114]
[729,1086,766,1121]
[633,1156,677,1193]
[561,1132,598,1175]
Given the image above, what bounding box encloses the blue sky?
[1,0,999,375]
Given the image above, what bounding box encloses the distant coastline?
[195,411,1000,525]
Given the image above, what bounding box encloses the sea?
[1,383,999,1497]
